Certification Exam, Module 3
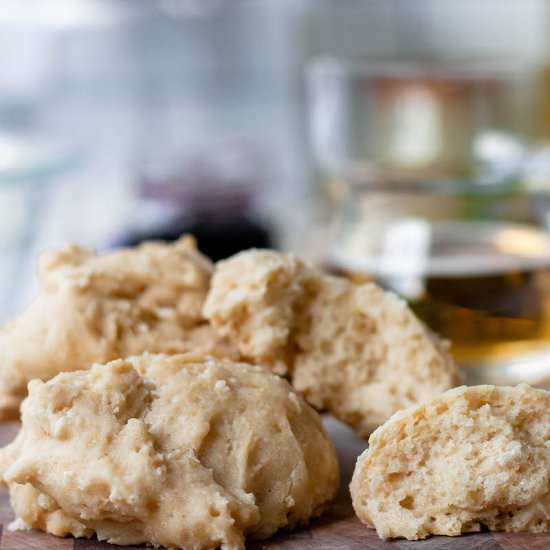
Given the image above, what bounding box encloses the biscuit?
[351,384,550,540]
[203,249,461,436]
[0,354,339,549]
[0,236,237,419]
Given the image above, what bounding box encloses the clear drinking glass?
[307,57,550,386]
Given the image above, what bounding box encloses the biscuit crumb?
[204,249,461,436]
[8,518,29,532]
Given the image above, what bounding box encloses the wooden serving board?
[0,419,547,550]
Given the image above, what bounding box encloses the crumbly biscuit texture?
[0,236,237,419]
[351,384,550,540]
[204,249,461,436]
[0,354,339,550]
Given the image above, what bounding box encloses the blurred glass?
[0,132,78,317]
[0,0,311,323]
[308,57,550,386]
[308,57,532,198]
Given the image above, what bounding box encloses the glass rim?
[306,55,529,83]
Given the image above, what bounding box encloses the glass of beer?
[307,57,550,386]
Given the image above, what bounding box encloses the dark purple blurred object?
[114,145,273,261]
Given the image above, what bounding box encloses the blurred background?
[3,0,550,384]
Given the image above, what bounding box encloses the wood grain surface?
[0,418,547,549]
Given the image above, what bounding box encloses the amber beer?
[330,222,550,386]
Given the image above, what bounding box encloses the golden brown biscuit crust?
[0,237,237,419]
[0,354,339,549]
